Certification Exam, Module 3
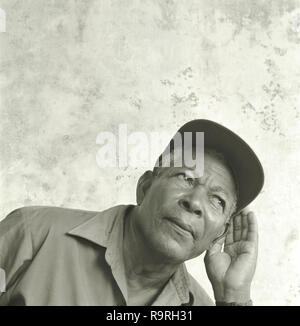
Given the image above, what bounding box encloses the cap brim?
[159,119,264,213]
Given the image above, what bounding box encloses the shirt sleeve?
[0,208,33,304]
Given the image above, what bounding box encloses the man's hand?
[204,210,258,303]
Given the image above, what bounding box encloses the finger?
[225,219,233,245]
[246,211,258,243]
[242,206,251,214]
[233,214,242,241]
[241,212,248,240]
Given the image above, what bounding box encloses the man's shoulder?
[187,273,215,306]
[1,206,108,243]
[25,205,98,222]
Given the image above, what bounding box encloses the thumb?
[205,236,225,259]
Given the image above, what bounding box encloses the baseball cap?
[155,119,264,213]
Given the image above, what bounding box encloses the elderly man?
[0,119,264,306]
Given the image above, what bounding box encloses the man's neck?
[123,206,180,304]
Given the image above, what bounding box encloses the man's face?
[135,151,237,263]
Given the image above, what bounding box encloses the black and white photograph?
[0,0,299,308]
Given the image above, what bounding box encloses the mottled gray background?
[1,0,300,305]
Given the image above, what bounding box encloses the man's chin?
[154,237,194,263]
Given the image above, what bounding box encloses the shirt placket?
[104,213,129,305]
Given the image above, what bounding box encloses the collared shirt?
[0,205,214,306]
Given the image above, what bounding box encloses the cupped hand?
[204,210,258,303]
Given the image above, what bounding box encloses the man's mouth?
[164,217,194,239]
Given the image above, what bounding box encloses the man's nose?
[178,190,203,217]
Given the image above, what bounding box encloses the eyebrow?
[170,168,234,200]
[209,186,230,200]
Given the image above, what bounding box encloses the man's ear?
[136,170,154,205]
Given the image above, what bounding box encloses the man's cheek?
[148,185,165,205]
[201,227,220,244]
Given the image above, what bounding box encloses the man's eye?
[211,195,226,210]
[176,173,194,185]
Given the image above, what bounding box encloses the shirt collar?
[66,204,128,247]
[66,204,192,305]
